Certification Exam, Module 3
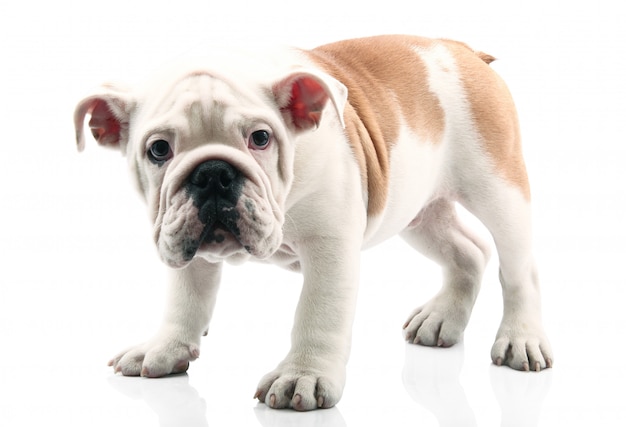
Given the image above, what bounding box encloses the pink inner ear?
[285,77,329,130]
[88,100,122,147]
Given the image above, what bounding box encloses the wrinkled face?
[129,73,293,268]
[75,58,346,269]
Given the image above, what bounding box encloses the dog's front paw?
[108,336,200,378]
[491,322,553,372]
[254,363,344,411]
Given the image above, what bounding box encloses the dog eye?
[148,139,173,164]
[248,130,271,150]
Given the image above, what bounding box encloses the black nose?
[186,160,243,221]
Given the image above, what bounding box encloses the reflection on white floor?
[108,374,209,427]
[403,343,552,427]
[403,344,478,427]
[100,341,556,427]
[489,359,552,427]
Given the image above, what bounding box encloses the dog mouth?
[182,215,243,262]
[199,220,232,245]
[156,158,284,267]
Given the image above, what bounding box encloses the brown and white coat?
[74,35,552,412]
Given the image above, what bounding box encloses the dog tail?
[476,51,497,65]
[440,39,497,65]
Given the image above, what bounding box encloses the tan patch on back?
[305,36,445,215]
[443,40,531,200]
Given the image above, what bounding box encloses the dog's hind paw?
[490,323,553,371]
[403,291,472,348]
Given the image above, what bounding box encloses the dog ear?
[74,84,134,153]
[272,70,347,132]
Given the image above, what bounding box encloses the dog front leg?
[255,236,360,411]
[109,258,222,377]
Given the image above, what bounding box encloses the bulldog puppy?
[74,35,553,411]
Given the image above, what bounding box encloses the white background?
[1,0,625,426]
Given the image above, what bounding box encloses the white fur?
[75,39,552,412]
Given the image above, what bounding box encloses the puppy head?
[74,59,346,268]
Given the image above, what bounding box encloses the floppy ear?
[74,84,134,152]
[272,70,347,132]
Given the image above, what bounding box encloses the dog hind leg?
[460,181,553,371]
[402,198,491,347]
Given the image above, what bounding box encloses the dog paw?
[403,294,471,347]
[108,337,200,377]
[490,323,553,372]
[254,365,344,411]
